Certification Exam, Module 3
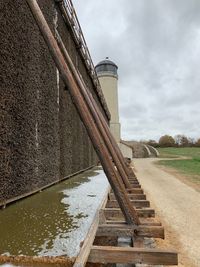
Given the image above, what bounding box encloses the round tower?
[95,57,121,143]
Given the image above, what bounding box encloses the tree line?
[143,135,200,148]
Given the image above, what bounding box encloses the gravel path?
[134,158,200,267]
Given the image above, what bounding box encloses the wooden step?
[139,217,161,226]
[127,188,143,194]
[88,246,178,265]
[103,208,155,218]
[129,184,141,188]
[106,219,161,227]
[109,193,146,200]
[97,224,164,238]
[128,179,139,183]
[106,200,150,208]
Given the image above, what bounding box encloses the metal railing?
[58,0,111,120]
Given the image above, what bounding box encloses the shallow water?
[0,167,109,260]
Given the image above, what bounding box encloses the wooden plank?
[139,217,161,226]
[110,188,143,194]
[129,182,139,184]
[73,187,110,267]
[107,200,150,208]
[133,237,144,248]
[129,184,140,187]
[103,208,155,218]
[129,183,140,186]
[128,184,141,188]
[88,246,178,265]
[106,220,161,226]
[99,188,111,224]
[126,188,143,194]
[109,193,146,200]
[96,224,164,238]
[133,194,146,200]
[129,181,139,184]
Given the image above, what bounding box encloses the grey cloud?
[73,0,200,140]
[120,103,147,119]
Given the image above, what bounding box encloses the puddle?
[0,167,109,260]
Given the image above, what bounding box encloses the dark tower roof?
[95,57,118,77]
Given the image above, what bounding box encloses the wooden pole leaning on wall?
[89,94,136,179]
[55,33,132,190]
[26,0,140,225]
[56,0,137,183]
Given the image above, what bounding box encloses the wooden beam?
[129,178,137,181]
[109,193,146,200]
[106,219,161,226]
[73,187,110,267]
[133,237,144,248]
[129,174,137,177]
[110,188,143,194]
[103,208,155,218]
[126,188,143,194]
[56,5,133,191]
[128,180,139,183]
[128,184,141,188]
[97,224,164,238]
[88,246,178,265]
[129,182,140,185]
[107,200,150,208]
[139,218,161,226]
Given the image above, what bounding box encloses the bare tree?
[174,134,189,147]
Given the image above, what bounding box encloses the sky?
[73,0,200,141]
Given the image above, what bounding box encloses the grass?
[157,147,200,158]
[156,147,200,187]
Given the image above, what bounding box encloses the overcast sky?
[73,0,200,141]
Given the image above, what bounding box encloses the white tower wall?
[98,73,121,143]
[95,58,133,158]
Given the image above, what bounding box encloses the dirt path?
[134,158,200,267]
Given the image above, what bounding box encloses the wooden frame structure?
[75,169,178,266]
[22,0,179,265]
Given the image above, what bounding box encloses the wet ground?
[0,166,109,264]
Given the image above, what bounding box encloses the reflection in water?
[0,167,109,258]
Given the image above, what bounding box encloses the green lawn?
[156,148,200,186]
[157,147,200,158]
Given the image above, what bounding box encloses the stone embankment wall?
[0,1,109,205]
[121,141,159,158]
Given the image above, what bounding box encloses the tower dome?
[95,57,118,78]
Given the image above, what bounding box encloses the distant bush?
[195,138,200,147]
[159,135,175,147]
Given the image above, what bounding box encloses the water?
[0,167,109,261]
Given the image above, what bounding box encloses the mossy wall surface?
[0,1,106,204]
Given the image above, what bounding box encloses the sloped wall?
[0,0,106,205]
